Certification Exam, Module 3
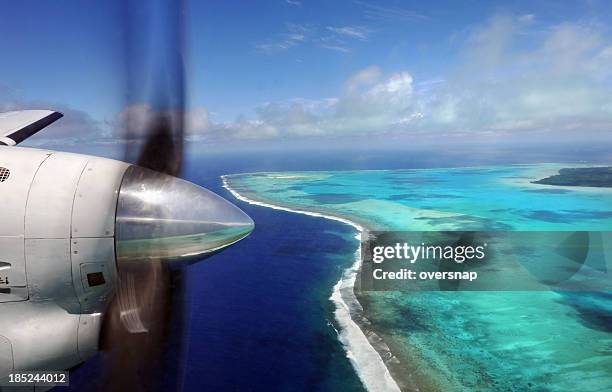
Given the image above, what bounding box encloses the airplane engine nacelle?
[0,146,253,376]
[0,147,128,375]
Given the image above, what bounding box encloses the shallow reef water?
[226,164,612,391]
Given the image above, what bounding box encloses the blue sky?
[1,0,612,148]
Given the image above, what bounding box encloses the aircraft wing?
[0,110,63,146]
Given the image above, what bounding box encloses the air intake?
[0,167,9,182]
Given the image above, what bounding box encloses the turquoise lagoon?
[224,164,612,392]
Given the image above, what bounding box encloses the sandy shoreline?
[221,175,403,392]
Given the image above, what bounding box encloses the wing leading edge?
[0,110,63,146]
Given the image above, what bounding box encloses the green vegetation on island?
[533,167,612,187]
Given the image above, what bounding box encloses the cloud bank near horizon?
[5,13,612,147]
[180,14,612,144]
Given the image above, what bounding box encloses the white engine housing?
[0,146,129,374]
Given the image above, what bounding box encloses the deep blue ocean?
[181,167,363,391]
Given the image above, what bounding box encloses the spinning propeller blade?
[95,2,253,390]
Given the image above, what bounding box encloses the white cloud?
[368,72,412,97]
[194,67,416,141]
[255,23,311,52]
[463,14,517,73]
[319,44,352,53]
[441,17,612,134]
[257,23,372,54]
[213,14,612,143]
[326,26,372,40]
[345,65,381,93]
[356,1,428,22]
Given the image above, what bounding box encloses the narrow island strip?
[533,166,612,187]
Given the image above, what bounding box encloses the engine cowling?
[0,146,253,375]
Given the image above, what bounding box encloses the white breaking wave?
[221,175,401,392]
